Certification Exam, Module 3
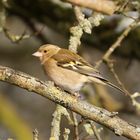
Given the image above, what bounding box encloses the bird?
[32,44,125,96]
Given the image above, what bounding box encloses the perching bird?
[33,44,125,96]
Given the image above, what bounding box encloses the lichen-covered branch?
[63,128,70,140]
[69,6,92,52]
[0,65,140,140]
[69,6,104,53]
[33,129,39,140]
[50,105,73,140]
[72,112,79,140]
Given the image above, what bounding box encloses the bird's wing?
[52,49,104,79]
[52,49,126,94]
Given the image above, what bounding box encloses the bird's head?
[32,44,60,64]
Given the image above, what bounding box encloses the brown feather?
[52,49,92,66]
[52,49,104,78]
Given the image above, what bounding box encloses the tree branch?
[63,0,116,15]
[95,19,139,69]
[0,65,140,140]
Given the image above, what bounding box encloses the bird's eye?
[44,50,47,53]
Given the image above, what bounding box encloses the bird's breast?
[44,59,87,93]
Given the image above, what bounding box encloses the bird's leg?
[72,92,80,97]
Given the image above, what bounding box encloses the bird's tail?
[104,80,126,94]
[88,76,126,94]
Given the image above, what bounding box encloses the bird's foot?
[72,92,84,99]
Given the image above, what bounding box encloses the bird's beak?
[32,51,42,58]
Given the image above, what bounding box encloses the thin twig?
[103,20,139,62]
[72,112,80,140]
[95,19,140,110]
[117,0,130,13]
[63,128,70,140]
[21,17,48,43]
[95,20,140,69]
[33,129,39,140]
[3,27,30,43]
[106,61,130,96]
[90,122,102,140]
[2,24,45,43]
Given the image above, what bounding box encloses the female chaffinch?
[33,44,125,96]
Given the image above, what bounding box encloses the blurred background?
[0,0,140,140]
